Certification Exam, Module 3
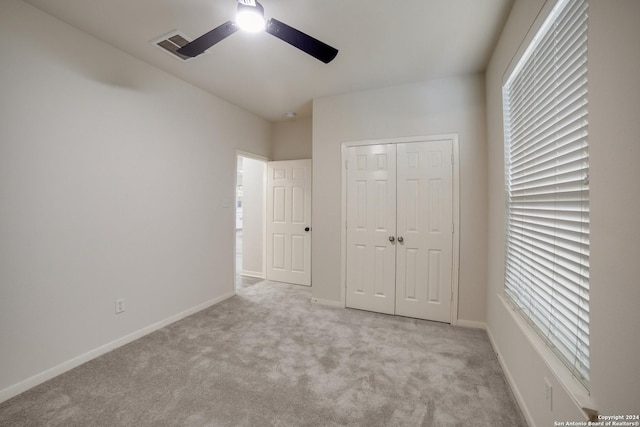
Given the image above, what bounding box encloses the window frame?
[502,0,590,390]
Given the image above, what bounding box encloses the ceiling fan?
[177,0,339,64]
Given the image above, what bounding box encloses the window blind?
[503,0,590,388]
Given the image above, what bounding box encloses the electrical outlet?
[115,298,125,314]
[544,377,553,411]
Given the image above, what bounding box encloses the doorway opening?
[235,153,267,291]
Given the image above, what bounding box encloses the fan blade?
[177,21,239,58]
[265,18,338,64]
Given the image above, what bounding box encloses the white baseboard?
[0,291,235,404]
[485,325,536,427]
[455,319,487,329]
[310,297,343,308]
[241,270,264,279]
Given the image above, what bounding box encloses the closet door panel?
[395,141,453,322]
[345,144,396,315]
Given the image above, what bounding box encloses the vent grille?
[152,31,193,61]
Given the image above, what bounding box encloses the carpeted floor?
[0,281,526,426]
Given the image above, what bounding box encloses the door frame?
[235,150,269,287]
[340,134,461,324]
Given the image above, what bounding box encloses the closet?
[345,140,454,322]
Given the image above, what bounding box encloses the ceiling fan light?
[236,2,266,33]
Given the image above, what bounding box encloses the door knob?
[305,227,310,232]
[397,236,404,243]
[389,236,395,243]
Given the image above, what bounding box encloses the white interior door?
[345,145,397,314]
[395,141,453,322]
[345,140,454,322]
[266,160,312,286]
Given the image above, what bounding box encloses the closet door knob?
[397,236,404,243]
[389,236,395,243]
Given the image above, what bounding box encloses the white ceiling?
[24,0,513,122]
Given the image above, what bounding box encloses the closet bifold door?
[345,144,397,315]
[345,140,454,323]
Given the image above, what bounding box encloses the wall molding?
[240,270,264,279]
[455,319,486,329]
[485,323,536,427]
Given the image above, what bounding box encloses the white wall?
[0,0,271,401]
[312,75,488,323]
[240,157,266,277]
[485,0,640,424]
[272,118,312,161]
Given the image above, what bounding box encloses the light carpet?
[0,281,526,426]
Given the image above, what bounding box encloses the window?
[502,0,590,388]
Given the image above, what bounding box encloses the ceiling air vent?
[152,31,194,61]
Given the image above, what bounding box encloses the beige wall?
[485,0,640,424]
[272,118,312,161]
[0,0,271,401]
[312,75,488,324]
[240,157,266,277]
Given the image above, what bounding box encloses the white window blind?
[503,0,590,388]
